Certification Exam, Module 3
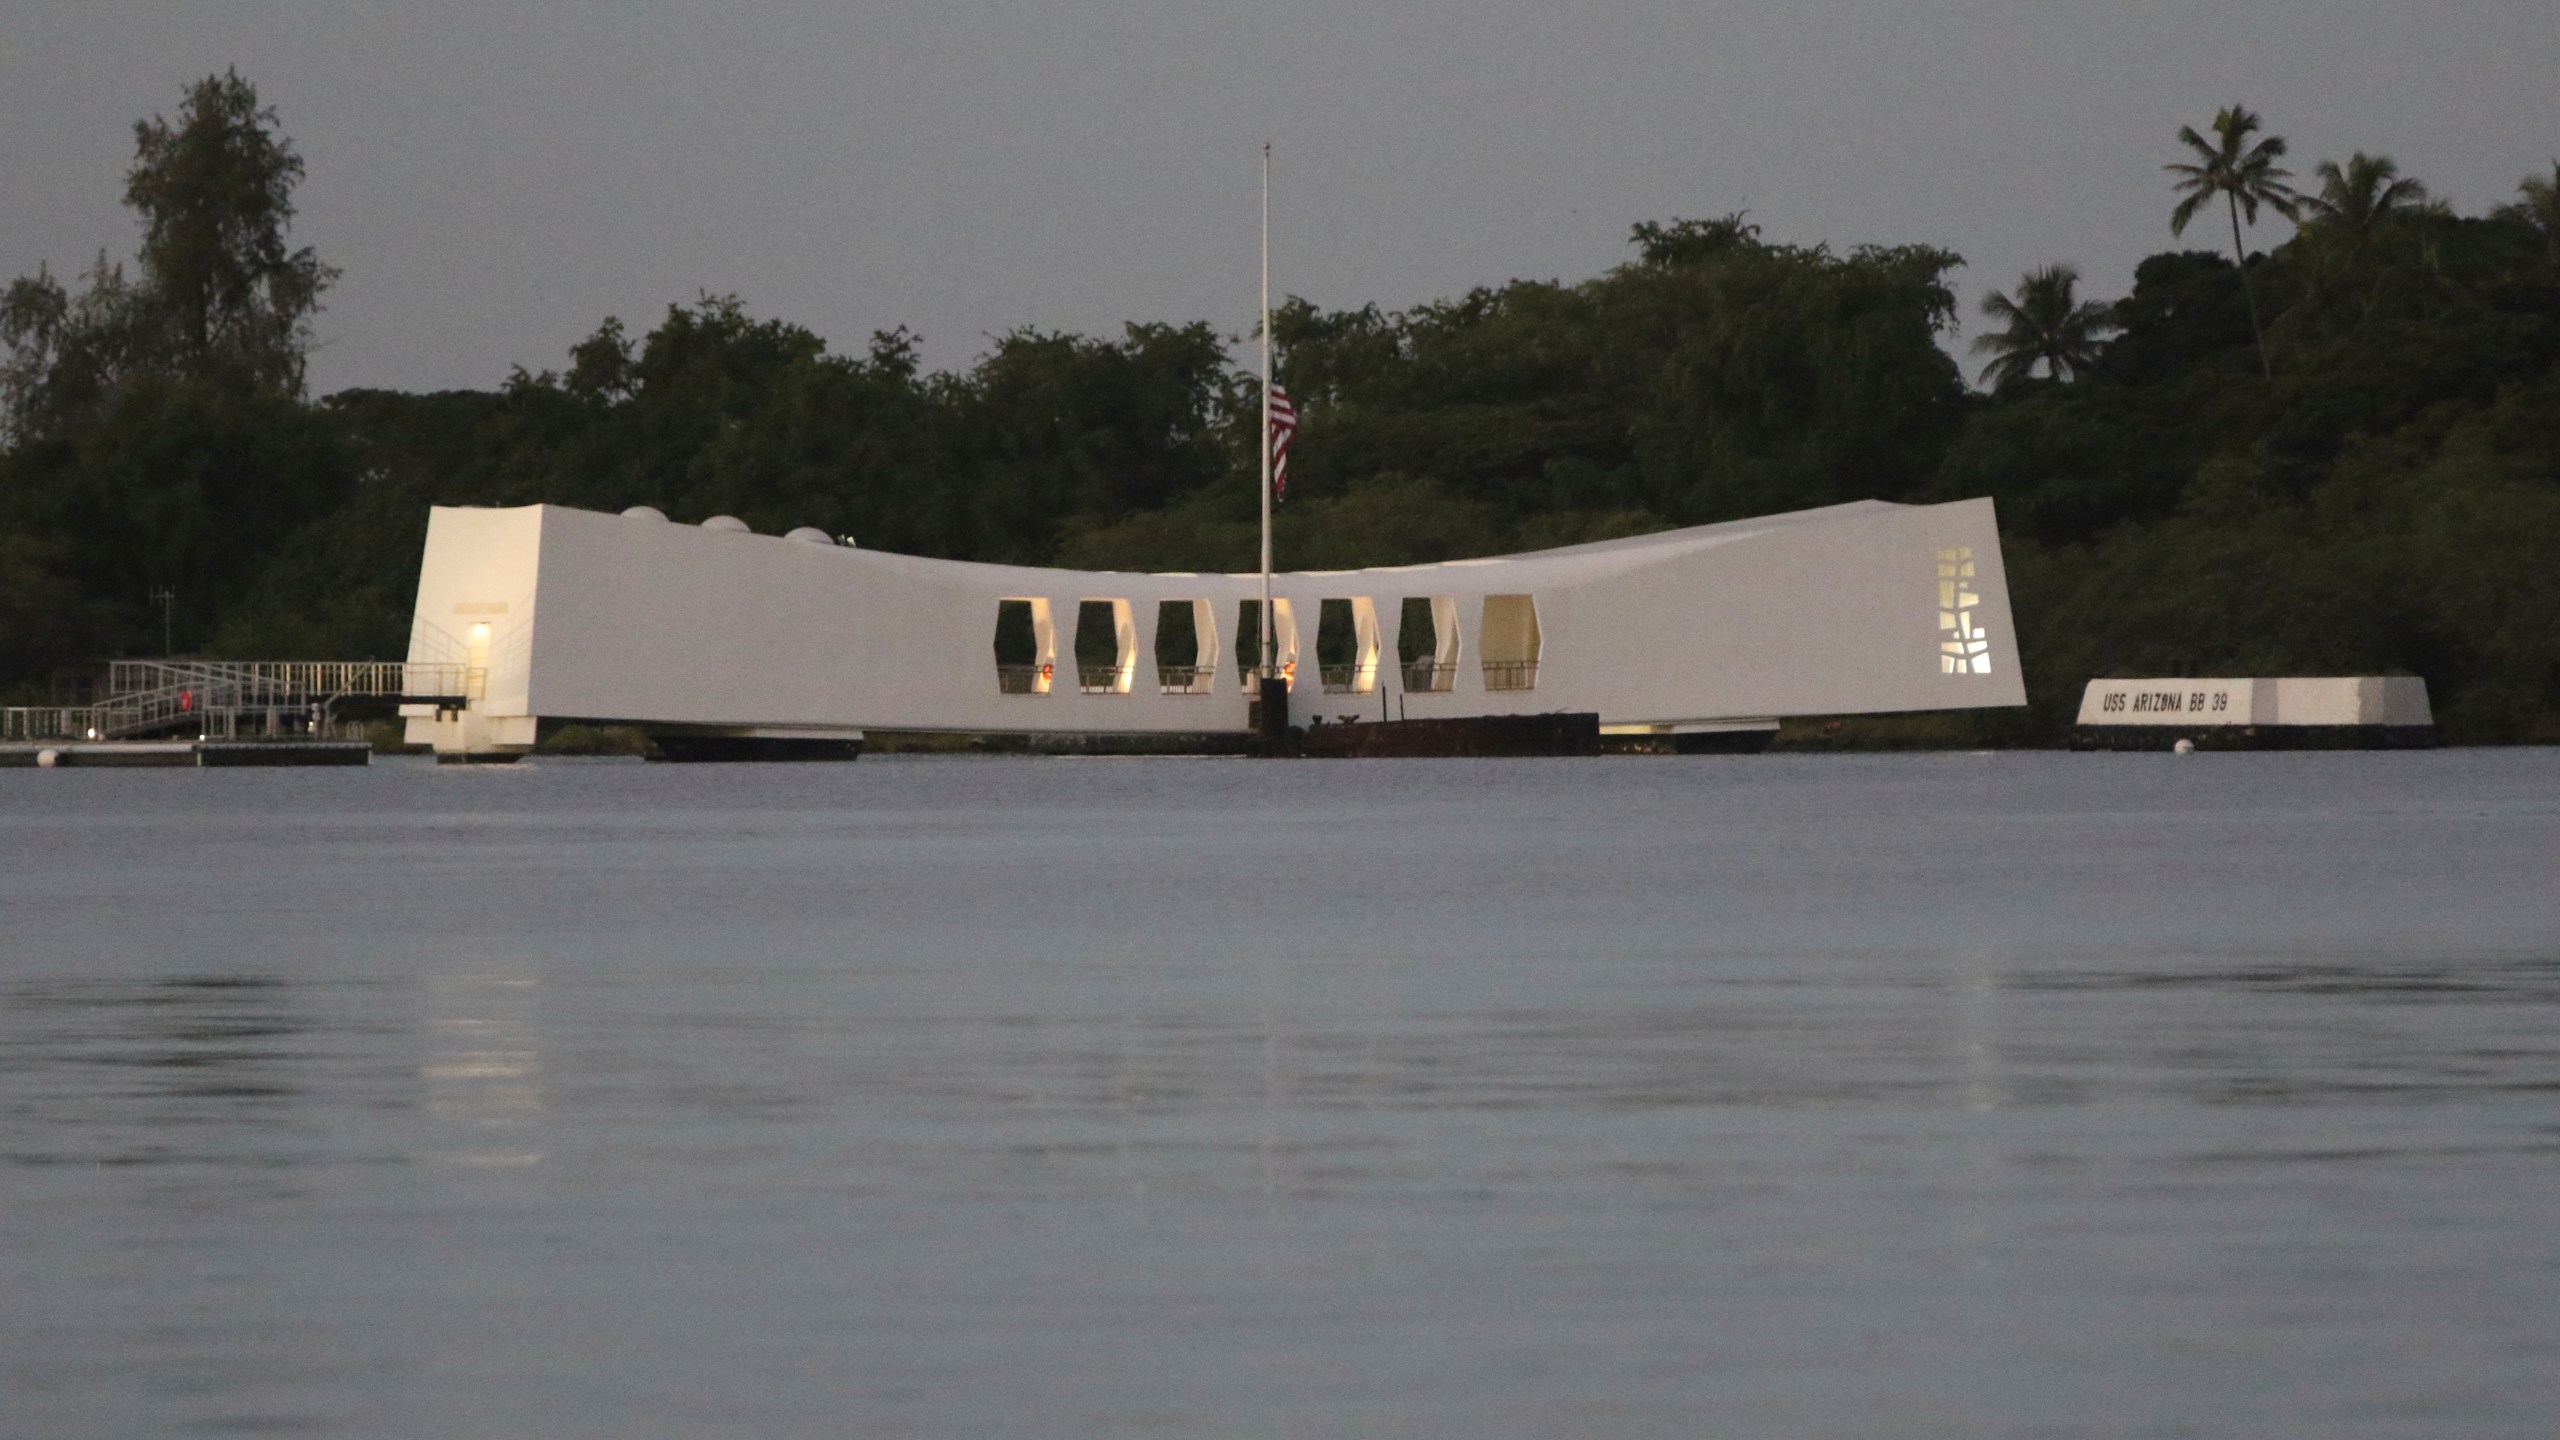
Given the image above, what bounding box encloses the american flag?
[1268,382,1297,500]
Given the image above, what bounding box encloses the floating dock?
[0,741,372,768]
[1295,712,1604,758]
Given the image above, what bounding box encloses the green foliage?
[1272,215,1965,528]
[1972,265,2115,390]
[2167,105,2301,236]
[2300,152,2431,233]
[124,69,336,391]
[2505,161,2560,265]
[1997,220,2560,741]
[2,71,333,443]
[2167,104,2302,376]
[0,377,351,684]
[0,72,347,693]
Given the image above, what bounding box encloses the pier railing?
[106,660,478,705]
[1403,661,1457,693]
[6,659,483,745]
[2,683,233,742]
[1318,662,1379,695]
[1,707,97,742]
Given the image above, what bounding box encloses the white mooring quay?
[401,497,2028,761]
[2073,676,2438,750]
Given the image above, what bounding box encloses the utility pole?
[148,587,176,656]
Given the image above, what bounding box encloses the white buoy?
[621,505,669,521]
[36,748,60,768]
[701,515,751,533]
[2172,738,2195,755]
[783,526,834,545]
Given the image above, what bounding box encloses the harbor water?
[3,750,2556,1437]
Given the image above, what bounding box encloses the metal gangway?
[2,660,480,743]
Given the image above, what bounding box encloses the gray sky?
[6,0,2554,395]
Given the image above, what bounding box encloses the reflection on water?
[419,971,543,1170]
[1953,953,2004,1114]
[2014,955,2560,996]
[0,976,310,1173]
[1,752,2556,1437]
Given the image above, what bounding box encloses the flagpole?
[1258,143,1274,684]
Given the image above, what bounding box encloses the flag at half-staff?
[1267,382,1297,501]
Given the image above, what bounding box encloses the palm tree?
[2505,160,2560,265]
[2167,104,2300,377]
[2299,152,2429,235]
[1971,265,2114,390]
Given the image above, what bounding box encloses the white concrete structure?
[2077,677,2433,729]
[402,497,2027,758]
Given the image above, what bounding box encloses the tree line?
[4,74,2555,740]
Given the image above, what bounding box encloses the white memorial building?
[401,496,2027,759]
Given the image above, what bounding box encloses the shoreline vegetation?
[6,76,2557,746]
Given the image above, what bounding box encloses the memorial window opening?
[1316,598,1381,694]
[1155,598,1217,695]
[1479,594,1541,691]
[993,598,1055,695]
[1074,599,1136,694]
[1399,596,1460,693]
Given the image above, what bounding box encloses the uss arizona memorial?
[401,495,2026,759]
